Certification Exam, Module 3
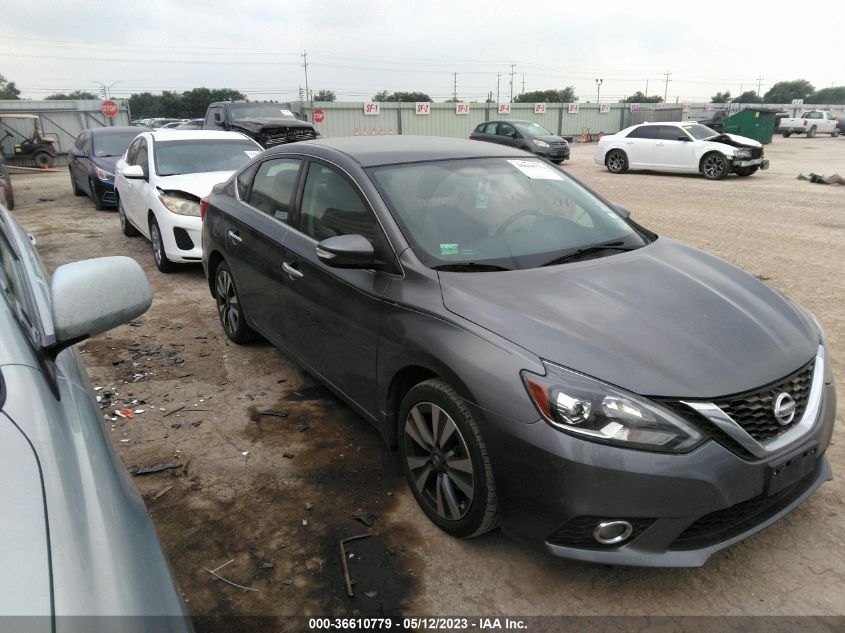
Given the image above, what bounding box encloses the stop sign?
[312,109,325,123]
[101,100,119,117]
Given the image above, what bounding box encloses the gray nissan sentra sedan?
[0,205,191,628]
[199,136,836,567]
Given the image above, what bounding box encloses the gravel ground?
[7,133,845,624]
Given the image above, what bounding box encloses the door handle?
[655,143,664,146]
[625,141,633,145]
[227,230,242,244]
[282,261,304,280]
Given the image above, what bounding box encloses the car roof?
[269,135,528,167]
[148,130,253,141]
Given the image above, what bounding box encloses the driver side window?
[498,123,516,137]
[298,163,377,242]
[133,139,149,178]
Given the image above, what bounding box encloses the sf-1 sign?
[364,103,381,115]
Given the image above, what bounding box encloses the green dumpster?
[722,107,777,144]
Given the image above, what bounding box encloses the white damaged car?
[594,122,769,180]
[115,130,262,272]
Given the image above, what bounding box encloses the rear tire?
[118,197,139,237]
[701,152,728,180]
[605,149,628,174]
[150,217,176,273]
[398,379,499,538]
[214,261,258,344]
[832,130,840,138]
[807,126,817,138]
[782,131,791,138]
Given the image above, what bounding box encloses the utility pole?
[645,78,649,96]
[521,74,525,95]
[301,50,310,109]
[452,72,458,101]
[663,70,672,101]
[756,76,763,95]
[509,63,516,102]
[496,72,501,104]
[93,80,121,99]
[595,78,603,103]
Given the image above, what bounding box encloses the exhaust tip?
[593,520,633,545]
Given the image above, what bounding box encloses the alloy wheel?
[216,269,239,335]
[151,223,163,265]
[607,151,625,172]
[119,203,127,230]
[703,154,725,179]
[403,402,475,521]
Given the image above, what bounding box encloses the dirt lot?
[8,134,845,624]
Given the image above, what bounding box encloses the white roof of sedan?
[148,130,255,142]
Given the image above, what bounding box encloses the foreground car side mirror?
[48,256,152,358]
[613,204,631,218]
[316,234,375,269]
[121,164,145,179]
[677,135,691,142]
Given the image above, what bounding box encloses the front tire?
[398,379,498,538]
[89,178,107,210]
[807,126,817,138]
[33,152,53,169]
[214,261,258,344]
[736,166,759,177]
[701,152,728,180]
[118,197,139,236]
[782,131,792,138]
[605,149,628,174]
[149,217,176,273]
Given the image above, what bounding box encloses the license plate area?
[766,444,819,496]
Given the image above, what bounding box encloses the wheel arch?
[603,145,626,165]
[698,149,726,174]
[206,249,225,298]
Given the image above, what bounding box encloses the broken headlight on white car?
[733,149,753,160]
[158,193,201,217]
[522,363,704,453]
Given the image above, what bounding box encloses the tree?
[812,86,845,104]
[314,89,336,102]
[711,91,731,103]
[622,91,663,103]
[127,87,246,118]
[45,90,98,100]
[372,90,431,102]
[514,87,577,103]
[735,90,762,103]
[0,74,20,100]
[763,79,815,104]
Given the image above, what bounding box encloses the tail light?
[200,196,209,221]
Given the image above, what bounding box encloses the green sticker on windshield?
[440,243,460,256]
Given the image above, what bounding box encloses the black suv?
[469,119,569,163]
[203,101,317,149]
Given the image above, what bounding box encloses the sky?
[0,0,839,104]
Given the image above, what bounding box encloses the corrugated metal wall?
[0,99,131,157]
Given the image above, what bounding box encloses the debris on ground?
[258,409,289,418]
[153,485,174,500]
[204,559,259,593]
[260,561,275,569]
[282,452,294,458]
[798,173,845,185]
[133,462,182,476]
[352,511,375,527]
[339,533,376,598]
[305,502,314,511]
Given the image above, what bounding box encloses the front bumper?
[732,157,769,169]
[158,212,203,263]
[474,380,836,567]
[538,147,570,160]
[93,178,117,206]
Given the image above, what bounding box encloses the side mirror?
[70,149,85,158]
[613,204,631,219]
[48,256,152,358]
[677,135,691,142]
[316,234,375,269]
[121,164,145,179]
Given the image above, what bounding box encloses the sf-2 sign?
[415,102,430,115]
[101,100,119,117]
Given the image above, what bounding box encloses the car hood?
[534,135,567,144]
[438,238,818,398]
[706,132,762,149]
[156,171,235,198]
[231,117,313,132]
[90,155,121,172]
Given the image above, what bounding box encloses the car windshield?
[229,103,297,119]
[513,122,553,137]
[92,133,139,157]
[154,139,260,176]
[369,158,648,270]
[681,123,718,139]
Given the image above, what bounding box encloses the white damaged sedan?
[594,122,769,180]
[115,130,262,272]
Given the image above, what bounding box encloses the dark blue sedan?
[69,126,148,209]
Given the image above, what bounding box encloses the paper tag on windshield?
[280,109,294,117]
[507,159,564,180]
[245,150,261,158]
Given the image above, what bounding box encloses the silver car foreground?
[0,204,191,630]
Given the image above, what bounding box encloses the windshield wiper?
[542,241,639,267]
[433,263,511,272]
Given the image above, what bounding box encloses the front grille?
[173,227,194,251]
[671,464,819,550]
[101,190,116,203]
[547,516,653,549]
[551,142,568,148]
[750,147,763,159]
[258,127,317,148]
[714,360,814,442]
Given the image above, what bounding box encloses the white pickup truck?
[780,110,840,137]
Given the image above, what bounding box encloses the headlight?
[531,139,550,148]
[521,364,704,453]
[734,149,752,159]
[95,166,115,182]
[158,194,200,216]
[806,311,834,385]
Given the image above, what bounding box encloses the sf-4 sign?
[498,103,511,114]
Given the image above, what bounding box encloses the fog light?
[593,520,633,545]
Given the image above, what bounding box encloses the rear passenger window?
[236,163,259,200]
[481,122,497,134]
[247,159,302,223]
[298,163,377,242]
[627,126,659,139]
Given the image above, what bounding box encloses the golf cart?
[0,113,57,168]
